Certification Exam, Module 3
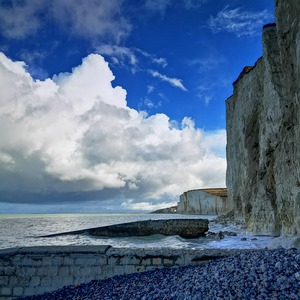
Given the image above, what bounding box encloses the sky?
[0,0,274,214]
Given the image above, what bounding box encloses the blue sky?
[0,0,274,213]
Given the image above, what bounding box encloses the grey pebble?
[18,249,300,300]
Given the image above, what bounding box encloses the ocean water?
[0,214,273,250]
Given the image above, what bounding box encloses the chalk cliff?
[226,0,300,235]
[177,189,227,215]
[150,206,177,214]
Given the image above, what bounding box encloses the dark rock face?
[40,219,209,239]
[226,0,300,235]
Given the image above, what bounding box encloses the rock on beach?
[19,248,300,300]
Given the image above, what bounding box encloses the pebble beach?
[19,248,300,300]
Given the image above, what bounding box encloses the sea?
[0,213,273,251]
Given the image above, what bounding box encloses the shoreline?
[0,245,264,300]
[13,247,300,299]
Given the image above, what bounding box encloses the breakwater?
[39,219,209,239]
[0,246,241,299]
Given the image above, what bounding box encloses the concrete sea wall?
[0,246,238,299]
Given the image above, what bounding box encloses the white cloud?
[0,0,44,38]
[0,0,131,43]
[52,0,131,43]
[0,152,15,170]
[19,50,49,79]
[143,0,208,15]
[121,199,177,211]
[149,70,188,91]
[147,85,155,94]
[202,130,227,158]
[183,0,208,9]
[189,54,225,73]
[208,6,273,37]
[196,84,213,105]
[138,97,162,110]
[144,0,171,14]
[196,78,231,106]
[134,49,167,68]
[96,45,168,73]
[0,52,225,208]
[152,57,168,68]
[203,95,213,105]
[140,97,155,109]
[96,44,139,73]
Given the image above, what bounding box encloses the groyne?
[0,246,241,299]
[39,219,209,239]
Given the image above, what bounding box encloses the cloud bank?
[0,52,226,210]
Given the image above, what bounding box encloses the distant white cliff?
[177,188,228,215]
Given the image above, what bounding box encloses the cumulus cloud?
[208,6,273,37]
[0,52,225,210]
[202,130,227,158]
[149,70,188,91]
[19,50,49,79]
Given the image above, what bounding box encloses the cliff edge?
[226,0,300,235]
[177,188,227,215]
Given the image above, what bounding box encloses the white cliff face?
[177,189,227,215]
[226,0,300,235]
